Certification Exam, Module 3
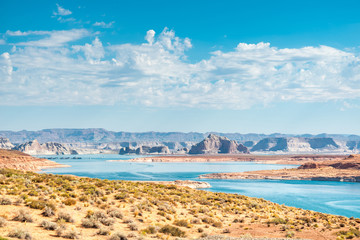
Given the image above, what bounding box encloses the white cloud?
[6,30,50,36]
[1,28,360,109]
[73,37,105,63]
[145,30,155,45]
[53,4,72,16]
[0,39,6,45]
[0,52,13,83]
[93,21,115,28]
[16,29,90,47]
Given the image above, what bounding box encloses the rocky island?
[199,154,360,182]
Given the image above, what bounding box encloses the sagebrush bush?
[97,226,111,235]
[212,221,223,228]
[142,226,157,234]
[100,217,116,226]
[81,217,101,229]
[108,232,128,240]
[107,208,123,219]
[123,218,134,224]
[60,228,80,239]
[42,206,55,217]
[26,199,47,209]
[0,196,12,205]
[128,223,138,231]
[159,225,186,237]
[63,198,76,206]
[0,216,7,227]
[13,209,33,222]
[41,220,58,230]
[174,219,190,228]
[57,211,74,223]
[8,227,32,240]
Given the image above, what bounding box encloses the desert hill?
[0,149,68,171]
[0,168,358,239]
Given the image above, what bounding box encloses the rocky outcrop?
[346,141,360,151]
[0,137,14,149]
[251,137,341,153]
[13,140,72,155]
[119,145,170,155]
[189,134,249,154]
[0,149,69,171]
[298,155,360,170]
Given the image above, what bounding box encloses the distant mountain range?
[0,129,359,154]
[1,128,359,143]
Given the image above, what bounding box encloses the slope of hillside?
[0,169,358,240]
[0,149,69,171]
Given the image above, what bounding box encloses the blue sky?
[1,0,360,134]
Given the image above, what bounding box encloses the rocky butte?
[188,134,249,154]
[0,137,14,150]
[13,139,74,155]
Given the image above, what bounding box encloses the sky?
[1,0,360,134]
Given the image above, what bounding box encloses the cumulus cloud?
[93,21,115,28]
[53,4,72,16]
[1,28,360,109]
[145,30,155,45]
[0,52,12,82]
[73,37,105,63]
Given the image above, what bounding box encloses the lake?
[39,154,360,218]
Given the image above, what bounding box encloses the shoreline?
[199,155,360,182]
[115,154,347,165]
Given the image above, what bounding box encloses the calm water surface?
[39,154,360,218]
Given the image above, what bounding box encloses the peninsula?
[0,149,69,171]
[199,155,360,182]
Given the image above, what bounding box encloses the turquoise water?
[39,154,360,218]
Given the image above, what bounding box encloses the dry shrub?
[97,226,111,235]
[42,206,55,217]
[159,225,186,237]
[57,211,75,223]
[8,227,32,240]
[0,216,7,227]
[108,232,128,240]
[82,217,101,229]
[107,208,123,219]
[128,223,138,231]
[0,196,12,205]
[41,220,58,230]
[13,209,33,222]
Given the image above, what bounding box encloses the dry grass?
[0,168,358,240]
